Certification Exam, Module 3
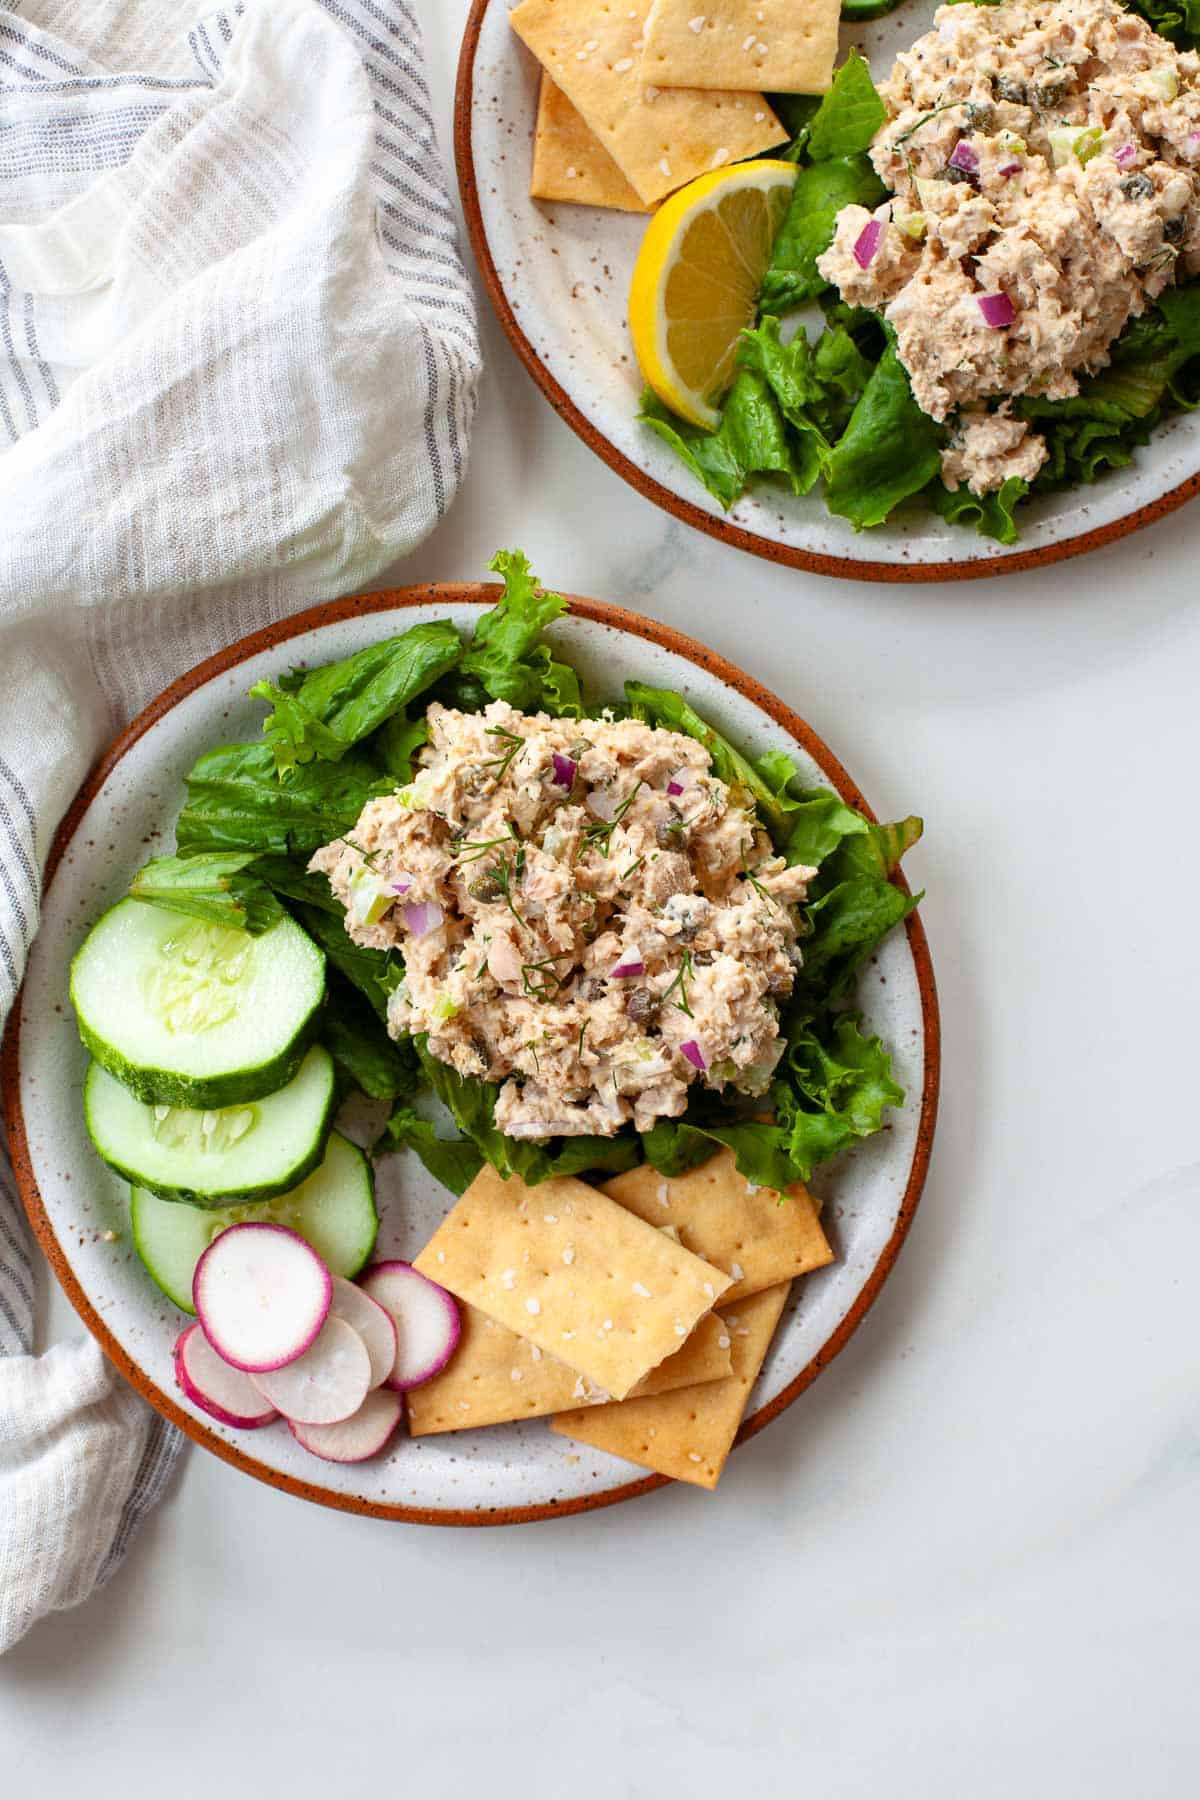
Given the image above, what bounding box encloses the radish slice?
[329,1274,397,1390]
[192,1222,332,1373]
[289,1388,404,1464]
[250,1314,372,1424]
[360,1261,462,1391]
[173,1324,279,1429]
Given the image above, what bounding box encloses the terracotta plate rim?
[454,0,1200,585]
[2,581,940,1526]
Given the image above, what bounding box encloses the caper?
[656,818,687,849]
[963,100,994,130]
[993,75,1026,104]
[626,988,660,1027]
[469,869,504,902]
[1164,214,1186,242]
[1121,172,1155,202]
[1035,77,1069,106]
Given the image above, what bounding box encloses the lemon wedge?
[629,161,798,431]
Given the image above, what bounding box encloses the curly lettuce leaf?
[250,621,461,776]
[793,876,917,1012]
[641,1018,904,1188]
[773,1016,906,1179]
[760,154,887,314]
[413,1039,640,1187]
[378,1107,485,1196]
[805,50,888,160]
[286,899,402,1023]
[128,852,282,935]
[450,550,582,717]
[252,854,347,917]
[736,318,833,447]
[369,710,429,782]
[824,342,944,528]
[929,475,1029,545]
[641,365,823,511]
[767,91,822,160]
[1013,286,1200,494]
[1122,0,1200,49]
[782,791,920,878]
[320,971,421,1102]
[175,742,393,858]
[624,681,806,844]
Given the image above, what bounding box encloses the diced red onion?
[551,752,577,789]
[852,218,884,270]
[997,157,1023,178]
[403,900,444,936]
[948,138,979,176]
[1114,142,1137,169]
[610,948,646,979]
[667,779,686,796]
[976,291,1016,329]
[1187,130,1200,157]
[680,1039,707,1072]
[587,788,618,822]
[389,873,413,895]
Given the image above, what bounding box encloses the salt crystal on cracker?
[641,0,838,95]
[510,0,784,206]
[550,1282,790,1489]
[530,73,651,213]
[407,1307,733,1435]
[602,1147,832,1303]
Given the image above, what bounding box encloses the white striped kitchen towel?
[0,0,479,1652]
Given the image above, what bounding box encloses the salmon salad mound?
[816,0,1200,494]
[310,702,816,1141]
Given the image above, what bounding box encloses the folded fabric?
[0,0,480,1653]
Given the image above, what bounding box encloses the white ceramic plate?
[457,0,1200,580]
[4,586,938,1522]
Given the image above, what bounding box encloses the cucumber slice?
[70,900,325,1107]
[84,1045,337,1205]
[130,1133,378,1314]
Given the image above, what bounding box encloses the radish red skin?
[192,1221,332,1373]
[289,1388,404,1463]
[360,1261,461,1391]
[173,1324,279,1430]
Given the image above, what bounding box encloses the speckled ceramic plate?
[457,0,1200,581]
[3,585,938,1523]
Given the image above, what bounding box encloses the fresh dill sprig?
[482,726,524,780]
[452,835,510,864]
[520,956,571,1002]
[741,869,777,909]
[584,780,644,855]
[661,949,695,1018]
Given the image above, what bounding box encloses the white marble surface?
[5,2,1200,1790]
